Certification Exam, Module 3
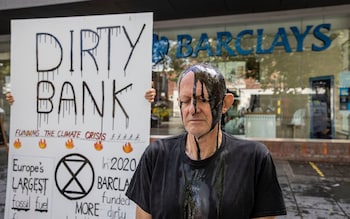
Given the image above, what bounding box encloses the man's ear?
[222,93,234,114]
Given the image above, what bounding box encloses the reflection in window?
[150,26,349,140]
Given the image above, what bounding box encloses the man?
[126,63,286,218]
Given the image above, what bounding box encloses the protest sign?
[5,12,153,219]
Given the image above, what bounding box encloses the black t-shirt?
[126,133,286,218]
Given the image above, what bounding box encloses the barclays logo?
[152,23,332,64]
[152,34,169,65]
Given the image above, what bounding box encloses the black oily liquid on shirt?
[180,157,225,219]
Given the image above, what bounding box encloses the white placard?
[5,12,153,219]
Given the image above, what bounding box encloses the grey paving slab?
[280,159,350,218]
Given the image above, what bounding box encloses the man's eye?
[199,97,208,103]
[179,97,209,106]
[180,98,191,104]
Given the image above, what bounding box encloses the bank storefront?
[0,7,349,154]
[150,8,350,146]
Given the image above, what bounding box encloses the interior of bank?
[150,15,350,140]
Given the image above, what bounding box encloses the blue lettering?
[290,25,313,52]
[256,29,271,54]
[236,29,254,55]
[270,27,292,53]
[216,32,235,56]
[193,33,213,57]
[312,23,332,51]
[176,34,193,58]
[171,23,332,58]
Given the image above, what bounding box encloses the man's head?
[178,63,231,137]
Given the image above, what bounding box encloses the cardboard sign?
[5,12,153,219]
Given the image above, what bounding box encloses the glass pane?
[151,18,350,140]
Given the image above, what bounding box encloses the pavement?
[0,146,349,218]
[276,159,350,218]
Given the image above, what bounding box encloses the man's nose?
[189,99,198,115]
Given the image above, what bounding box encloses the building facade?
[151,6,350,140]
[0,4,350,161]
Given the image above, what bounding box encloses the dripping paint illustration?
[35,24,147,130]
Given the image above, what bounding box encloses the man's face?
[179,72,213,137]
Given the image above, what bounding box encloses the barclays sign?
[153,23,332,64]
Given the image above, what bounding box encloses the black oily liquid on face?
[192,72,222,131]
[178,63,226,132]
[190,71,224,159]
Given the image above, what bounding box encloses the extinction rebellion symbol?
[55,153,95,200]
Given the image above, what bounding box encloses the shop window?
[151,23,349,140]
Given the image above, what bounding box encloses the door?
[309,76,334,139]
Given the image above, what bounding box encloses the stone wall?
[260,139,350,163]
[150,136,350,163]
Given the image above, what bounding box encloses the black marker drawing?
[113,82,133,128]
[55,153,94,200]
[122,24,146,75]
